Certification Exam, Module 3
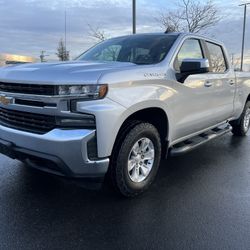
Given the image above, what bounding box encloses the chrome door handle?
[204,82,213,87]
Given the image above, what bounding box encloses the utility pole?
[239,3,250,71]
[132,0,136,34]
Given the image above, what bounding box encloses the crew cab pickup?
[0,33,250,197]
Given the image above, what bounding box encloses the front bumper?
[0,125,109,178]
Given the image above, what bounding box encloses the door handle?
[228,80,235,85]
[204,81,213,87]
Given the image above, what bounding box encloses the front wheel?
[110,122,162,197]
[231,101,250,136]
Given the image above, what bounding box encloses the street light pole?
[132,0,136,34]
[65,10,67,52]
[239,3,250,71]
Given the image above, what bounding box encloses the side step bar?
[170,124,232,157]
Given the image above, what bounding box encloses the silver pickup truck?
[0,32,250,197]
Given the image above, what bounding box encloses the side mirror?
[180,58,210,75]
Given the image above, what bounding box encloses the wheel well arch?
[116,107,169,147]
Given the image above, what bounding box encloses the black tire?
[110,122,162,197]
[230,101,250,136]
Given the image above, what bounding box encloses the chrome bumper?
[0,125,109,178]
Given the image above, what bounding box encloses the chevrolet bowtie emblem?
[0,95,14,106]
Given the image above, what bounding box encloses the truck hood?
[0,61,136,85]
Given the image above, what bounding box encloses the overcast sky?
[0,0,249,62]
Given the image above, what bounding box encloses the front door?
[170,38,233,142]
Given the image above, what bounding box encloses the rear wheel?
[110,122,161,197]
[231,101,250,136]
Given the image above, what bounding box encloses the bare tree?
[158,0,220,33]
[56,39,70,61]
[159,13,181,33]
[87,24,107,42]
[87,24,120,61]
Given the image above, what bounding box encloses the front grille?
[0,107,56,134]
[0,82,56,95]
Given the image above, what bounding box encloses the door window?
[175,39,203,71]
[206,42,227,73]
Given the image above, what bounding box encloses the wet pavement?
[0,133,250,250]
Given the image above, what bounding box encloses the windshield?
[77,34,178,65]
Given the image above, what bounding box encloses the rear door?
[204,41,235,122]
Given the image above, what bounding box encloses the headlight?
[57,84,108,99]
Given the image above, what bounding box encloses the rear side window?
[175,39,203,71]
[206,42,227,73]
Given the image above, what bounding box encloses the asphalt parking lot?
[0,133,250,250]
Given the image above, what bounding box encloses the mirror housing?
[180,58,210,74]
[178,58,210,83]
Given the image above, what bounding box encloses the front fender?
[77,98,173,158]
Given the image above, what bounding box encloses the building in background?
[0,53,37,66]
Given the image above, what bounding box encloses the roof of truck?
[111,32,224,47]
